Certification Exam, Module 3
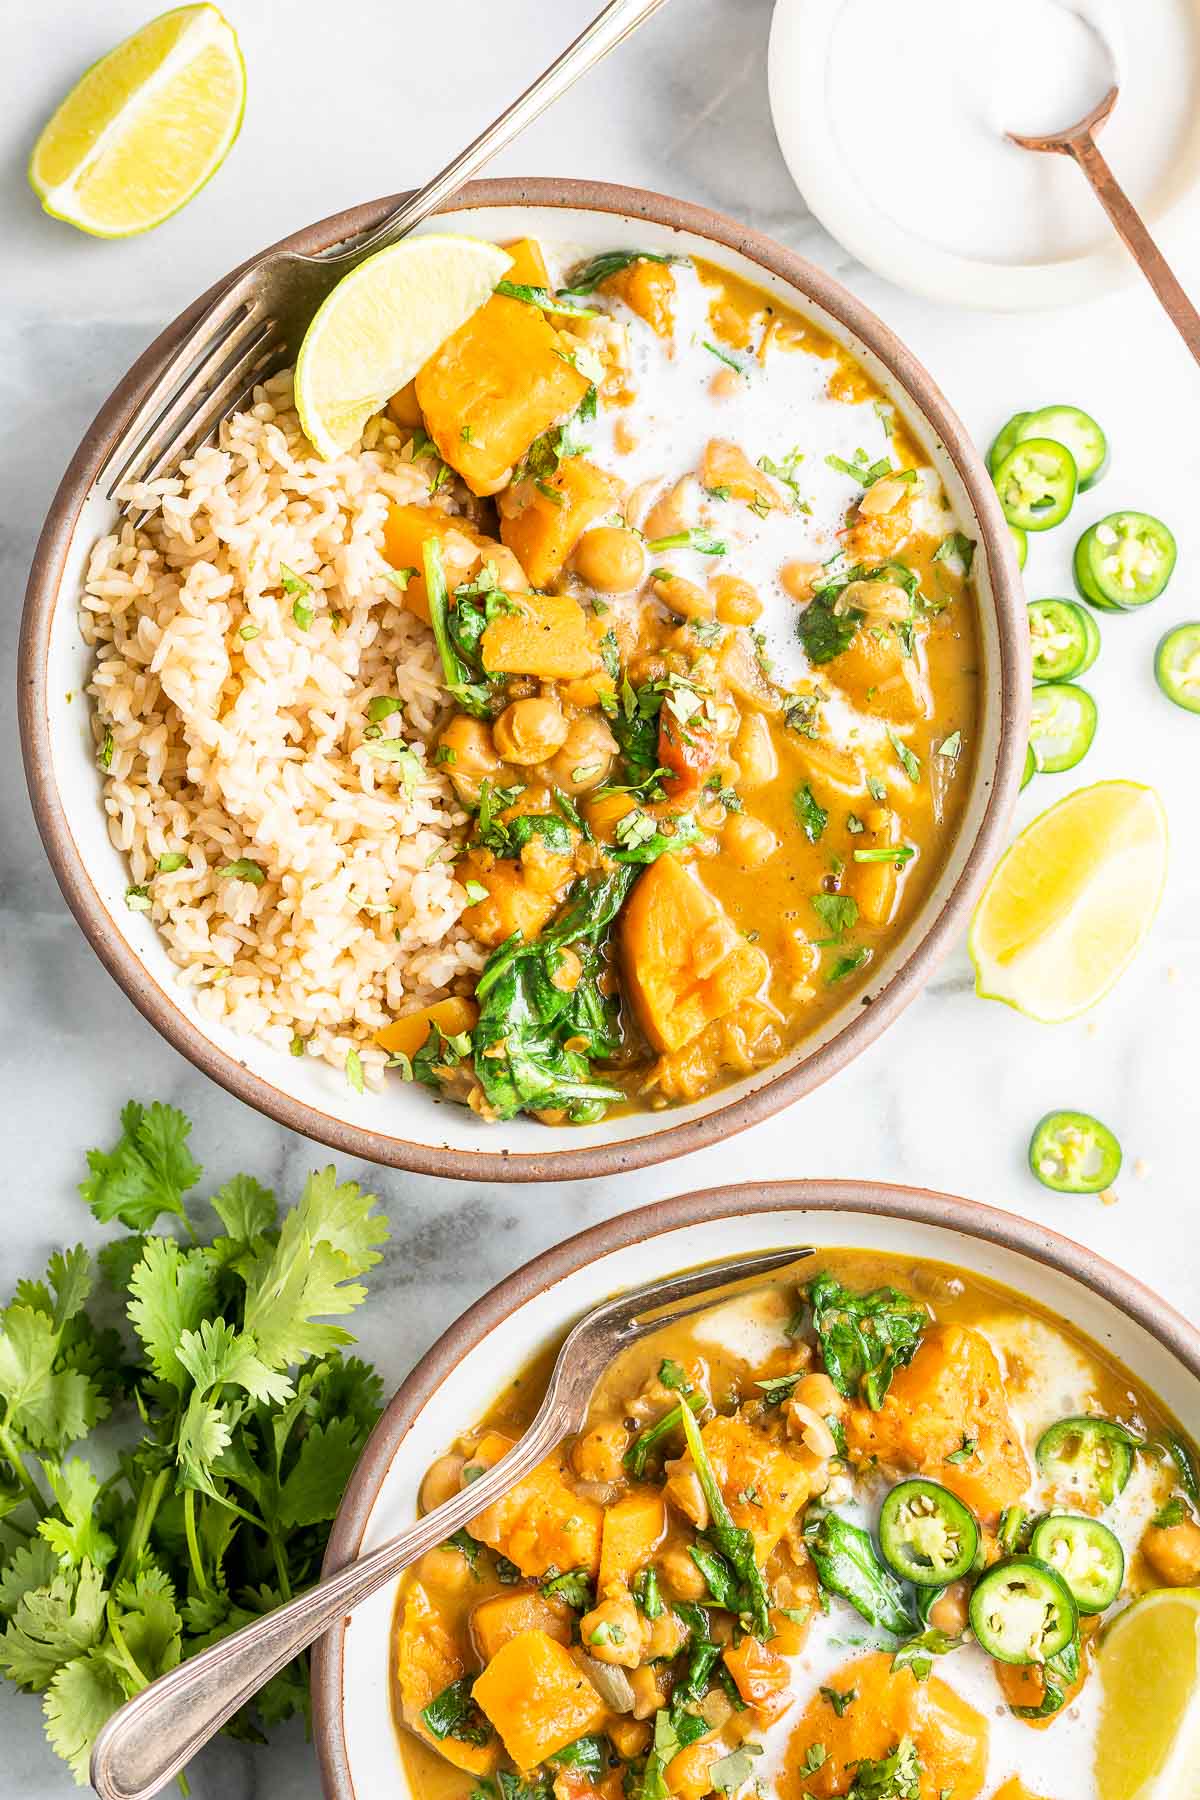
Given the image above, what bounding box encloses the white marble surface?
[2,0,1199,1792]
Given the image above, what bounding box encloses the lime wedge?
[1095,1588,1200,1800]
[294,235,513,461]
[968,780,1167,1022]
[29,5,244,238]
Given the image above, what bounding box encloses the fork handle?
[336,0,675,261]
[88,1425,557,1800]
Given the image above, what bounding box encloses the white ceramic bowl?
[20,179,1027,1181]
[312,1179,1200,1800]
[769,0,1200,311]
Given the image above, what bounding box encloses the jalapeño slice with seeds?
[1028,682,1097,773]
[1029,1109,1122,1194]
[1011,406,1109,492]
[1155,623,1200,713]
[968,1555,1078,1664]
[1036,1415,1140,1506]
[878,1478,980,1586]
[1028,599,1100,684]
[993,439,1078,532]
[1074,512,1177,611]
[1029,1514,1124,1614]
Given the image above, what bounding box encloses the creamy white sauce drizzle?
[643,1287,1175,1800]
[821,0,1200,267]
[544,255,951,784]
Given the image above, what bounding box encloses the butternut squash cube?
[598,1491,667,1593]
[721,1636,793,1723]
[382,504,492,624]
[600,259,676,338]
[844,1324,1029,1523]
[468,1445,603,1578]
[690,1413,820,1560]
[395,1579,501,1775]
[416,242,591,496]
[375,996,478,1060]
[470,1590,574,1662]
[620,856,768,1054]
[501,458,620,589]
[828,626,932,723]
[664,1740,722,1800]
[481,591,599,682]
[460,855,573,950]
[701,439,783,512]
[472,1630,609,1769]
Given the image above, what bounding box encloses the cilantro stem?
[0,1421,47,1517]
[270,1531,294,1603]
[105,1603,151,1693]
[114,1467,170,1587]
[184,1488,211,1600]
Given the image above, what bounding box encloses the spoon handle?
[1070,131,1200,367]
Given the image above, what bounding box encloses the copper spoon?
[1009,84,1200,366]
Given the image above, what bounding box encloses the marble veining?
[2,1,1198,1792]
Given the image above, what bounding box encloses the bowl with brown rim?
[311,1177,1200,1799]
[18,179,1029,1182]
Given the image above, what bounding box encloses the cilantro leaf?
[210,1174,276,1243]
[126,1238,218,1390]
[80,1101,201,1232]
[44,1652,126,1782]
[37,1461,116,1571]
[240,1168,387,1370]
[0,1560,108,1690]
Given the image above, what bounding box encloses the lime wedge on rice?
[28,5,244,238]
[1095,1588,1200,1800]
[968,780,1167,1023]
[294,235,513,461]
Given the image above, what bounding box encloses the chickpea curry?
[375,242,980,1123]
[391,1252,1199,1800]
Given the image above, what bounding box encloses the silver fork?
[89,1245,810,1800]
[98,0,674,515]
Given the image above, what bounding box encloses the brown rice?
[80,370,483,1088]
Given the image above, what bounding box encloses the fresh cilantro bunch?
[0,1101,389,1784]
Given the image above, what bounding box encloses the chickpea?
[493,696,568,765]
[420,1452,466,1515]
[709,367,741,401]
[415,1546,474,1593]
[781,560,822,603]
[644,1611,687,1662]
[653,574,714,621]
[580,1592,642,1667]
[722,813,778,868]
[657,1545,709,1602]
[546,713,617,794]
[438,714,506,805]
[574,526,647,593]
[733,713,777,788]
[929,1582,969,1636]
[711,574,763,625]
